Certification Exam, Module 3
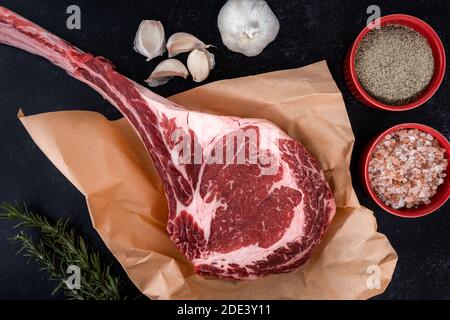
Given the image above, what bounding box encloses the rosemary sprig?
[0,202,125,300]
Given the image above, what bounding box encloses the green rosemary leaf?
[0,202,126,300]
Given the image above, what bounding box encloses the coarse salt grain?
[369,129,448,209]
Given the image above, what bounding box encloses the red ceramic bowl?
[361,123,450,218]
[345,14,446,111]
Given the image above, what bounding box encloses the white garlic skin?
[145,59,189,87]
[218,0,280,57]
[187,49,215,82]
[133,20,166,61]
[166,32,211,58]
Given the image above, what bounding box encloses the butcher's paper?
[19,60,397,299]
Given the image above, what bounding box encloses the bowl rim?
[362,123,450,218]
[349,14,446,111]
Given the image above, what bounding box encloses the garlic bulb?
[145,59,189,87]
[166,32,211,58]
[187,49,215,82]
[133,20,166,61]
[217,0,280,57]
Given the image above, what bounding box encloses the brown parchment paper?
[19,61,397,300]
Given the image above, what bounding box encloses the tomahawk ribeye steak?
[0,6,336,279]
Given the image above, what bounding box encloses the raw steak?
[0,6,336,279]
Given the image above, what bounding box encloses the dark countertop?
[0,0,448,300]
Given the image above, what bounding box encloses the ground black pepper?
[355,25,435,106]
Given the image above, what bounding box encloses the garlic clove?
[217,0,280,57]
[187,49,215,83]
[207,52,215,70]
[167,32,212,58]
[145,59,189,87]
[133,20,166,61]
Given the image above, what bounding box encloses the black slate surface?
[0,0,449,300]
